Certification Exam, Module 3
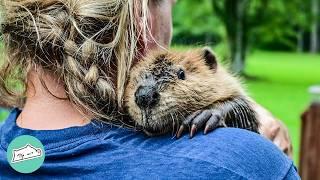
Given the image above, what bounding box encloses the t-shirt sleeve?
[283,165,300,179]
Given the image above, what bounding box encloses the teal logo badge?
[7,135,45,174]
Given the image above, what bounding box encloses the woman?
[0,0,298,179]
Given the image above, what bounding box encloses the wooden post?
[299,102,320,179]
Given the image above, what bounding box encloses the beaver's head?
[125,48,237,135]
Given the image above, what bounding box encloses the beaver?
[125,47,259,137]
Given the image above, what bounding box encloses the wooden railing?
[299,102,320,179]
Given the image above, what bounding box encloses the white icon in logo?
[11,144,42,163]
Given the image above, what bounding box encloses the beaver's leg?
[176,97,259,138]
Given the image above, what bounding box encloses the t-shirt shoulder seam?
[281,162,297,179]
[45,133,107,152]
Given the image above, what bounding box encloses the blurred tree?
[212,0,270,74]
[252,0,309,52]
[172,0,318,73]
[211,0,315,73]
[310,0,319,53]
[172,0,225,45]
[296,2,308,53]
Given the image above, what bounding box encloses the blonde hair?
[0,0,150,119]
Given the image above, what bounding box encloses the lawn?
[244,51,320,164]
[0,110,8,123]
[0,49,318,164]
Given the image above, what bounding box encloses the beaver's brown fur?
[125,48,259,136]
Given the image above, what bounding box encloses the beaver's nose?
[135,86,160,109]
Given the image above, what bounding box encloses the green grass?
[0,110,9,122]
[245,51,320,164]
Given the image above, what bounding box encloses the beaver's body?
[125,48,259,137]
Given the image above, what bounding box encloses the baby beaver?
[125,48,259,137]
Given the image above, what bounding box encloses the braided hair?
[0,0,150,120]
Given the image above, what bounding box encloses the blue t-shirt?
[0,109,299,179]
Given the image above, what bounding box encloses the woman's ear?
[202,47,217,70]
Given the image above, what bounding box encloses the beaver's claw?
[176,109,226,139]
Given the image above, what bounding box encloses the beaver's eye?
[177,69,185,80]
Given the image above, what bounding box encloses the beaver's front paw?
[176,109,226,138]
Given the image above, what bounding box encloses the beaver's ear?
[202,47,217,70]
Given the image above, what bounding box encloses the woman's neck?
[17,71,91,130]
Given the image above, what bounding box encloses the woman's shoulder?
[138,128,285,158]
[83,126,297,179]
[126,128,297,179]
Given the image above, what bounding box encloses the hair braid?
[0,0,151,120]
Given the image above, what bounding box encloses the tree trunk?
[297,28,304,52]
[205,32,212,44]
[310,0,319,53]
[212,0,248,74]
[232,0,247,74]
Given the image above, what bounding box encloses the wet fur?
[125,49,259,135]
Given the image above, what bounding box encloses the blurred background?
[170,0,320,164]
[0,0,319,166]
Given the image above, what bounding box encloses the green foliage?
[172,0,318,52]
[251,0,310,51]
[172,0,225,45]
